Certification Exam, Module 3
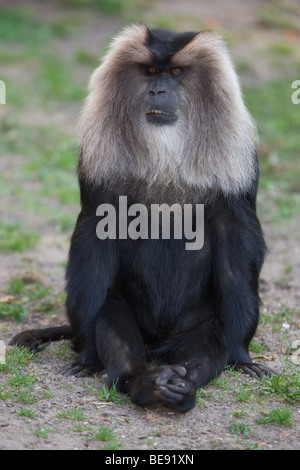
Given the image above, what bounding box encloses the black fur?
[11,165,272,412]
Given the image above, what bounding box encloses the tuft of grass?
[87,380,131,405]
[257,407,294,426]
[249,340,268,355]
[16,407,36,418]
[57,406,87,421]
[88,425,121,449]
[32,427,54,438]
[259,369,300,406]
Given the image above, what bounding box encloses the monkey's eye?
[148,66,159,74]
[170,67,184,76]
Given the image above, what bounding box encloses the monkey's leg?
[95,294,193,410]
[62,211,119,375]
[10,325,73,352]
[213,202,276,378]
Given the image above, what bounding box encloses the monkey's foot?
[57,362,103,378]
[235,362,275,378]
[128,365,196,413]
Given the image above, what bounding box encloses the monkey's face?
[79,25,257,192]
[141,65,187,126]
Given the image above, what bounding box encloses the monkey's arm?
[212,195,273,377]
[64,208,120,369]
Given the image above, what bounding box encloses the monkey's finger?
[170,365,187,377]
[156,367,175,386]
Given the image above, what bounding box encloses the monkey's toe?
[57,362,102,377]
[235,362,276,378]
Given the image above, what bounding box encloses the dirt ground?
[0,0,299,451]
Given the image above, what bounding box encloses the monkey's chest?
[117,236,211,323]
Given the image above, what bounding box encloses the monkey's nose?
[148,89,166,96]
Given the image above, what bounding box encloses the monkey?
[10,24,274,412]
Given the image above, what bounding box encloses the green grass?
[36,54,85,102]
[0,346,39,404]
[3,275,58,323]
[0,9,55,44]
[0,301,28,322]
[245,79,300,218]
[61,0,139,15]
[229,421,252,439]
[0,221,40,253]
[8,277,51,300]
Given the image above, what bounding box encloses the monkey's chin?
[146,113,178,126]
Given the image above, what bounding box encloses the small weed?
[232,408,248,419]
[229,421,252,439]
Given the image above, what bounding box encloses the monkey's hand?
[127,365,196,413]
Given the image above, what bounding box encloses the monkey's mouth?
[146,110,178,125]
